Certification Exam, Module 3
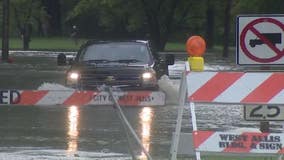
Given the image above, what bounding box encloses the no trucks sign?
[237,15,284,65]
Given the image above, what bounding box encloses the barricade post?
[171,35,206,160]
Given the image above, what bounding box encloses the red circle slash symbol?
[240,18,284,63]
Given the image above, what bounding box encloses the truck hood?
[71,62,152,70]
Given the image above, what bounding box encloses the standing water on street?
[0,52,282,159]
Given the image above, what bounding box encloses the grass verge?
[2,37,87,51]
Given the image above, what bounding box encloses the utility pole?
[2,0,9,62]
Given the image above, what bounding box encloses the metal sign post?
[189,101,201,160]
[170,71,187,160]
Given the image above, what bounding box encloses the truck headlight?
[67,71,80,85]
[142,70,157,87]
[142,69,156,82]
[142,72,153,80]
[69,72,80,80]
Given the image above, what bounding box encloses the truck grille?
[79,67,143,89]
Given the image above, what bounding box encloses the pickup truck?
[58,40,174,90]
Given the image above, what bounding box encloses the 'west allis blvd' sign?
[194,131,284,153]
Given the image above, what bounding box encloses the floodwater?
[0,52,283,160]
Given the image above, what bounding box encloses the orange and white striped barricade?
[187,71,284,104]
[0,90,166,106]
[171,63,284,160]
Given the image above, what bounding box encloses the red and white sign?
[0,90,165,106]
[237,15,284,65]
[193,130,284,154]
[187,71,284,104]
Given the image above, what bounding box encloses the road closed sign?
[237,15,284,65]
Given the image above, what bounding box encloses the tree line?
[1,0,284,55]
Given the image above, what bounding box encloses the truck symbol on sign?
[249,33,282,48]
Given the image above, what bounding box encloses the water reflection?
[67,106,79,154]
[139,107,153,160]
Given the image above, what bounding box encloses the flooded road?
[0,105,176,159]
[0,55,182,159]
[0,53,283,159]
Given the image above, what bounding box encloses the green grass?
[165,42,186,51]
[1,37,235,54]
[2,37,186,51]
[28,37,86,50]
[3,37,87,51]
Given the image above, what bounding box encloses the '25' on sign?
[244,105,284,121]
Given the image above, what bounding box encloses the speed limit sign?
[244,105,284,121]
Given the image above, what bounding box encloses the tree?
[139,0,182,51]
[222,0,232,58]
[41,0,62,36]
[233,0,284,14]
[11,0,46,50]
[205,0,215,49]
[65,0,102,38]
[2,0,9,61]
[67,0,195,51]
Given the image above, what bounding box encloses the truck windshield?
[80,42,152,64]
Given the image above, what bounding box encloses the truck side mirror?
[166,54,175,65]
[57,53,67,66]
